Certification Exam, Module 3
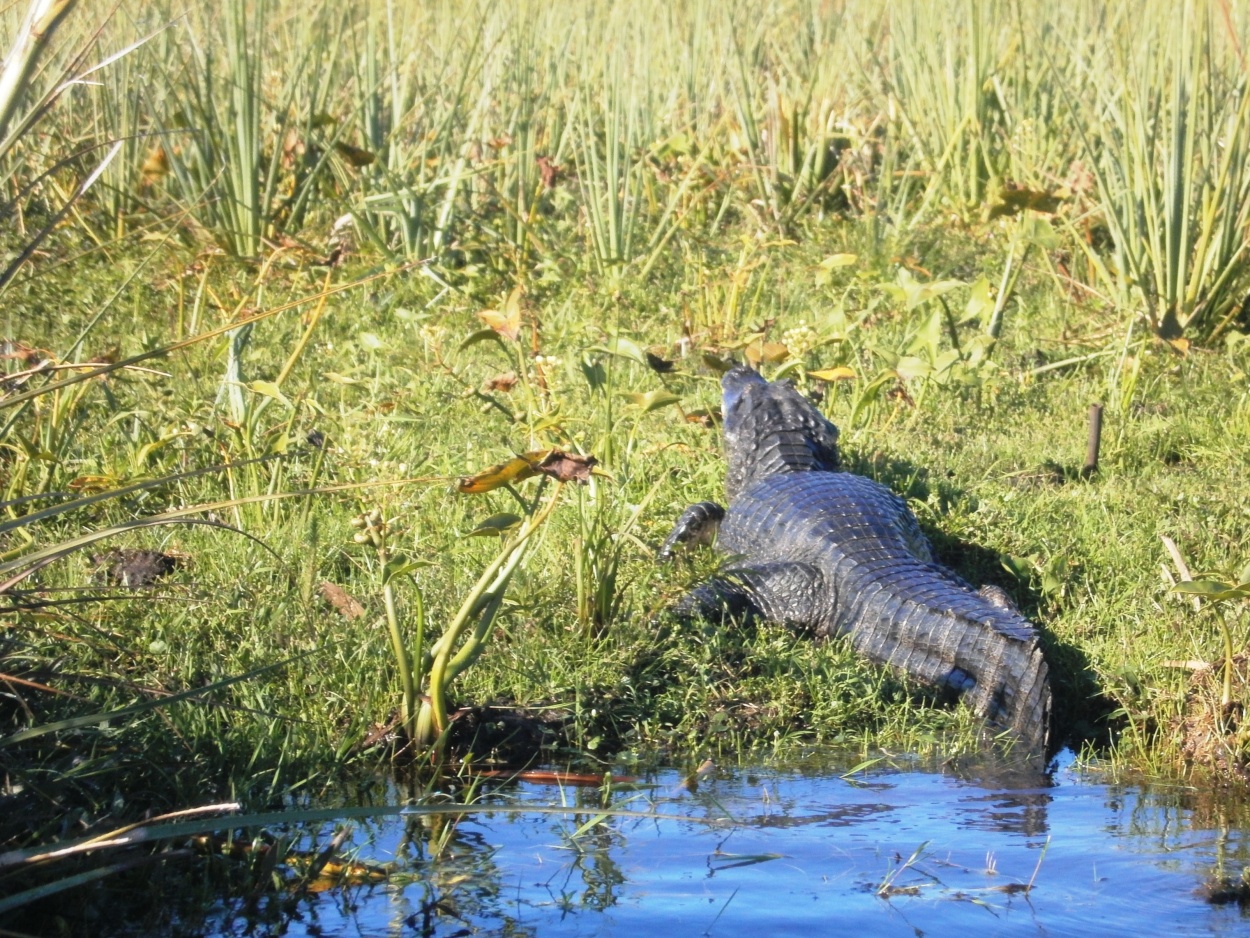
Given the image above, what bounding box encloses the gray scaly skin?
[661,366,1052,751]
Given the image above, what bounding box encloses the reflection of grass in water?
[873,837,1048,912]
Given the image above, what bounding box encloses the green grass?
[4,226,1248,779]
[3,0,1250,883]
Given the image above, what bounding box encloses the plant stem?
[416,483,562,749]
[382,575,415,739]
[1220,609,1234,711]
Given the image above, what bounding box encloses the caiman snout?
[721,365,768,425]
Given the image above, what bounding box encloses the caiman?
[660,365,1052,751]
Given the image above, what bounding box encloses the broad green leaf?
[1001,554,1034,582]
[382,557,435,583]
[1021,215,1060,249]
[247,381,291,407]
[530,413,564,433]
[1172,580,1250,601]
[880,268,966,311]
[849,369,898,426]
[587,336,648,366]
[771,359,805,381]
[623,390,682,413]
[133,437,173,467]
[907,308,945,357]
[322,372,359,385]
[894,356,932,381]
[820,252,859,268]
[458,328,508,352]
[580,356,607,392]
[963,277,994,325]
[466,514,523,537]
[816,253,858,285]
[962,333,998,365]
[931,348,962,379]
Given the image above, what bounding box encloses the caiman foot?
[658,501,726,562]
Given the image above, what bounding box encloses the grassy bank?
[3,0,1250,868]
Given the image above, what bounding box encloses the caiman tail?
[836,556,1052,751]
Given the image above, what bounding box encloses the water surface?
[202,750,1250,936]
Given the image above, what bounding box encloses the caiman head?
[721,365,841,499]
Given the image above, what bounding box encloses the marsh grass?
[3,0,1250,915]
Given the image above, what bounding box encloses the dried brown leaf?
[684,408,721,428]
[333,141,376,167]
[536,155,562,188]
[483,370,519,392]
[536,449,597,484]
[91,549,181,587]
[319,581,366,620]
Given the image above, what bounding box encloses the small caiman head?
[721,365,841,499]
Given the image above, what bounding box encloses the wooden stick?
[1082,403,1104,477]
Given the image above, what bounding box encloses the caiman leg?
[672,561,825,631]
[658,501,726,562]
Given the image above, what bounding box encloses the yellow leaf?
[456,450,547,493]
[808,366,856,382]
[1168,336,1190,354]
[322,372,359,385]
[141,145,169,180]
[68,475,121,493]
[744,341,790,364]
[477,286,523,341]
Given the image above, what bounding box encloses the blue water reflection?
[203,750,1250,936]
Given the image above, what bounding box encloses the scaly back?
[721,366,841,500]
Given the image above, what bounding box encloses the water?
[200,750,1250,936]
